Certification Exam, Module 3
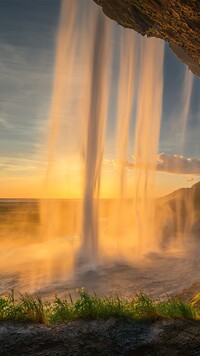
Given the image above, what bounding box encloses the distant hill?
[159,181,200,204]
[155,181,200,243]
[191,181,200,209]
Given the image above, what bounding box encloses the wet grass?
[0,289,199,324]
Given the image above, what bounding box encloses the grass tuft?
[156,298,196,320]
[190,293,200,308]
[0,289,200,324]
[19,294,46,323]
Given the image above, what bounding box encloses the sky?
[0,0,200,198]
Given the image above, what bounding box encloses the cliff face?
[94,0,200,76]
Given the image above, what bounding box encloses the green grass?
[0,289,199,324]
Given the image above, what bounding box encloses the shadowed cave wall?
[94,0,200,76]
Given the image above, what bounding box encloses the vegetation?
[0,288,199,325]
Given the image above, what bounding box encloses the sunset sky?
[0,0,200,198]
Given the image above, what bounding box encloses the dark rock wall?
[94,0,200,76]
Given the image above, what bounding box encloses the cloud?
[156,153,200,174]
[104,153,200,175]
[0,117,13,129]
[0,155,44,175]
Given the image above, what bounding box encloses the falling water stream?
[133,37,164,254]
[80,10,111,267]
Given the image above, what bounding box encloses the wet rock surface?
[94,0,200,76]
[1,319,200,355]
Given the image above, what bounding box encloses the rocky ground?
[1,318,200,355]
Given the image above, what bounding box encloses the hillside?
[155,181,200,243]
